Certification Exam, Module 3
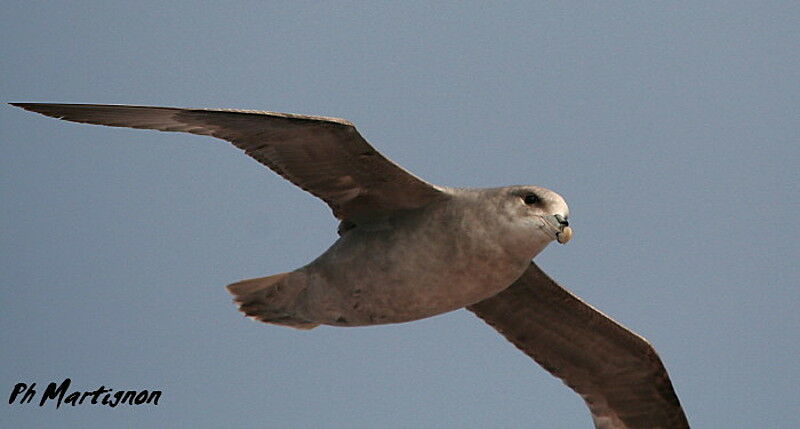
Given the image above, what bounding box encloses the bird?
[11,103,689,428]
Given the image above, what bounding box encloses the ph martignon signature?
[8,378,161,408]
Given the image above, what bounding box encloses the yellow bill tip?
[557,226,572,244]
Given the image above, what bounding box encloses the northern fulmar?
[11,103,689,428]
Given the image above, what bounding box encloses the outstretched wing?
[467,262,689,428]
[11,103,445,220]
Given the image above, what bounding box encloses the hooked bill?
[557,226,573,244]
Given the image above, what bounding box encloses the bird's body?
[11,102,688,428]
[232,186,563,327]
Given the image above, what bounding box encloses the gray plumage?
[11,103,689,428]
[469,263,689,428]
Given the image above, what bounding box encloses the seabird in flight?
[11,103,690,428]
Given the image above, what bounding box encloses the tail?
[226,272,320,330]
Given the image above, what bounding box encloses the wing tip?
[9,103,58,118]
[10,102,63,113]
[9,102,357,127]
[9,102,80,120]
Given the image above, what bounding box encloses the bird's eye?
[523,194,540,205]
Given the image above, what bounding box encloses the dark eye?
[523,194,540,205]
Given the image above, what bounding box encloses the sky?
[1,2,798,428]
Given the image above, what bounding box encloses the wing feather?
[11,103,444,220]
[467,262,689,429]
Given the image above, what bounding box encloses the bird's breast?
[298,207,536,326]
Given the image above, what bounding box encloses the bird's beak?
[543,214,572,244]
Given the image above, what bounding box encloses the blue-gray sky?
[2,2,798,427]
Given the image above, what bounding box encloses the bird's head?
[503,185,572,245]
